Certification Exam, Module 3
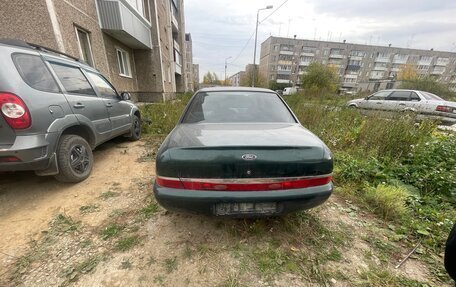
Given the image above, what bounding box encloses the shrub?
[364,184,410,221]
[140,93,192,135]
[399,76,456,101]
[300,62,338,94]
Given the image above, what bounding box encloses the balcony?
[300,52,314,57]
[277,79,290,84]
[277,70,292,75]
[431,68,445,75]
[171,3,179,32]
[375,57,390,63]
[97,0,152,49]
[173,39,180,53]
[373,66,387,71]
[435,59,449,66]
[329,54,344,59]
[279,50,294,55]
[349,56,363,61]
[174,62,182,75]
[418,60,432,65]
[299,61,311,66]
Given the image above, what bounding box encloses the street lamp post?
[252,5,273,87]
[224,56,232,85]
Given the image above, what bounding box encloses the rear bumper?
[0,132,58,172]
[153,182,333,216]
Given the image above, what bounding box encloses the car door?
[48,60,112,143]
[385,91,412,111]
[361,90,391,111]
[85,71,132,137]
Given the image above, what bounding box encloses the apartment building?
[0,0,188,101]
[229,71,244,87]
[259,36,456,93]
[193,63,200,90]
[184,33,194,91]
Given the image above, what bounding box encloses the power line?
[229,0,289,66]
[259,0,289,24]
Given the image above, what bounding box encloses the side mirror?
[120,92,131,101]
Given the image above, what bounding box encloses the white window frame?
[75,27,94,67]
[116,48,132,78]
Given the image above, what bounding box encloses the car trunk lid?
[157,123,332,179]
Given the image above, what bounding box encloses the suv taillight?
[0,92,31,129]
[436,105,453,113]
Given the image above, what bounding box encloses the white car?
[347,89,456,125]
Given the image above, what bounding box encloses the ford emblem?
[242,154,257,161]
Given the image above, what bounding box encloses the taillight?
[0,156,21,163]
[155,175,332,191]
[0,92,31,129]
[436,105,453,113]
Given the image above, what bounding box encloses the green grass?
[139,201,160,218]
[115,235,140,251]
[100,224,124,240]
[163,257,178,273]
[99,191,120,200]
[79,204,100,214]
[51,214,80,233]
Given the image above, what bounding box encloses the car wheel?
[54,135,93,183]
[348,105,357,109]
[127,115,141,141]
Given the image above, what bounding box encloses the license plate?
[215,202,277,215]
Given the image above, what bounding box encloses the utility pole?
[252,5,273,87]
[224,56,232,85]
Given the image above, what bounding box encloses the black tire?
[348,105,357,109]
[445,223,456,281]
[54,135,93,183]
[127,115,141,141]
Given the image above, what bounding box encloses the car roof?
[0,38,95,71]
[197,86,274,93]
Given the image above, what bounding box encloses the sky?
[184,0,456,81]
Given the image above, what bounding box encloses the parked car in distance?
[283,87,297,96]
[154,87,333,217]
[0,39,141,183]
[347,89,456,125]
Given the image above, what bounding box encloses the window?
[75,28,94,67]
[368,90,391,100]
[126,0,146,17]
[273,45,279,52]
[86,71,117,98]
[182,92,296,123]
[421,91,444,101]
[387,91,411,101]
[50,63,95,96]
[13,54,59,93]
[302,46,316,53]
[116,48,132,77]
[350,50,366,57]
[410,92,421,102]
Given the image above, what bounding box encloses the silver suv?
[0,39,141,182]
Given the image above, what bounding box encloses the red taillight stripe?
[155,175,332,191]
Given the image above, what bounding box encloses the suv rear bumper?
[0,132,59,172]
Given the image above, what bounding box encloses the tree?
[240,68,267,88]
[203,72,221,85]
[400,76,456,101]
[397,64,418,81]
[300,62,338,94]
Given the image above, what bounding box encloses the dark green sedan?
[153,87,333,217]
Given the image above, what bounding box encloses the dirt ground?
[0,138,451,287]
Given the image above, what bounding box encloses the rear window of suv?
[13,54,60,93]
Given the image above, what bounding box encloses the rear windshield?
[182,91,296,123]
[421,91,444,101]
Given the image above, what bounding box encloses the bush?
[364,184,410,221]
[399,76,456,101]
[140,93,192,135]
[300,62,338,94]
